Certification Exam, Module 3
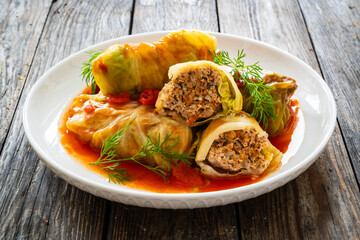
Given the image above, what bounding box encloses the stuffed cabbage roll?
[240,73,297,136]
[66,93,193,169]
[92,30,217,97]
[155,61,242,127]
[195,112,282,178]
[263,73,297,136]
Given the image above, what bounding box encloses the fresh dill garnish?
[211,49,277,129]
[90,118,194,184]
[80,50,103,94]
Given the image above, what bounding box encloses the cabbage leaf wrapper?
[91,30,217,97]
[195,112,282,178]
[241,73,297,136]
[66,93,193,169]
[155,61,242,127]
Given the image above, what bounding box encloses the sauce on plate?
[59,93,299,193]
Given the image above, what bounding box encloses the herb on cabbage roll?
[91,118,194,184]
[211,50,277,129]
[80,50,103,94]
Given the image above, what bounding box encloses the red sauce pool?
[60,95,299,193]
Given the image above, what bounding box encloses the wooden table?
[1,0,359,239]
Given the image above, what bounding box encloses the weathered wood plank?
[131,0,218,34]
[0,0,52,151]
[217,0,360,239]
[0,0,133,238]
[299,0,360,183]
[107,204,239,240]
[106,1,239,240]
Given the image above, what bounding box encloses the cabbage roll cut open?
[155,61,242,127]
[92,30,217,97]
[196,113,282,178]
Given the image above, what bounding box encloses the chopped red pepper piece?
[106,92,131,104]
[235,79,244,89]
[139,89,160,105]
[233,71,245,88]
[83,104,95,114]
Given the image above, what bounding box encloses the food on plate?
[155,61,242,126]
[66,93,193,173]
[259,73,297,136]
[91,30,217,97]
[212,50,279,130]
[60,31,300,193]
[196,112,282,178]
[233,71,298,136]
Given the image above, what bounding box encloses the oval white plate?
[23,31,336,209]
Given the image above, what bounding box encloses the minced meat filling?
[206,128,269,175]
[161,67,222,126]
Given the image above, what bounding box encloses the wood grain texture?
[0,0,133,238]
[217,0,360,239]
[1,0,359,239]
[106,1,240,240]
[0,0,52,152]
[107,204,239,240]
[131,0,218,34]
[298,0,360,183]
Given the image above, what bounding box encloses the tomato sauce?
[269,99,300,153]
[59,95,299,193]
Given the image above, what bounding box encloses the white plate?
[23,31,336,209]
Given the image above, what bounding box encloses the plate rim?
[22,31,337,205]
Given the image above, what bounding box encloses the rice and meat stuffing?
[158,66,222,126]
[206,128,270,175]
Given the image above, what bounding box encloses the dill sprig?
[91,118,194,184]
[80,50,103,94]
[211,49,277,129]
